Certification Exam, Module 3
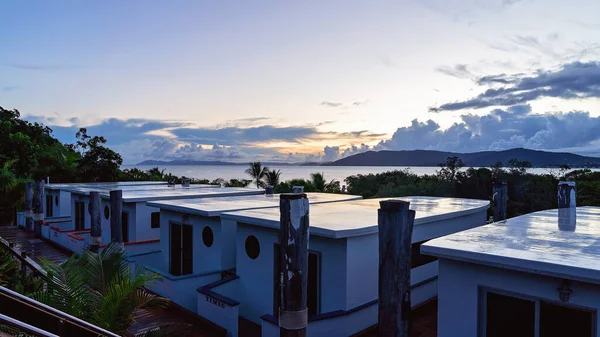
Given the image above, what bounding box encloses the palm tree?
[245,162,268,188]
[310,172,340,193]
[30,243,169,335]
[264,169,282,187]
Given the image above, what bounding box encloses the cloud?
[431,61,600,111]
[379,105,600,153]
[2,86,17,92]
[379,56,397,68]
[320,100,371,109]
[320,101,343,108]
[435,64,473,79]
[8,63,76,71]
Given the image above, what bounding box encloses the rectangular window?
[411,240,438,268]
[274,244,320,316]
[46,195,53,218]
[121,212,129,243]
[482,290,595,337]
[486,292,535,337]
[540,301,592,337]
[74,201,85,230]
[151,212,160,229]
[170,222,193,276]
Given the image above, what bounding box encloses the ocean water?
[121,165,586,184]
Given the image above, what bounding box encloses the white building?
[50,187,264,254]
[422,206,599,337]
[203,196,489,337]
[44,181,167,218]
[137,193,362,314]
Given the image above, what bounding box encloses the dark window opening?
[122,212,129,243]
[104,206,110,220]
[202,226,214,247]
[486,292,535,337]
[274,244,320,316]
[151,212,160,229]
[55,195,59,206]
[411,240,438,268]
[245,235,260,260]
[540,301,592,337]
[46,195,53,218]
[170,222,193,276]
[74,201,85,230]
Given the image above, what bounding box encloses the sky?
[1,0,599,164]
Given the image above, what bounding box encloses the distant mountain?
[325,148,600,167]
[136,159,301,166]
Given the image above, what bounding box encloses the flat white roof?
[94,187,264,203]
[147,192,363,217]
[64,184,215,194]
[422,207,600,284]
[221,196,489,238]
[45,181,166,190]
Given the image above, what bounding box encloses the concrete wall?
[134,203,160,241]
[235,223,348,324]
[144,266,222,312]
[99,200,136,244]
[159,210,232,276]
[437,258,600,337]
[59,191,71,217]
[197,278,241,337]
[346,233,377,310]
[261,303,378,337]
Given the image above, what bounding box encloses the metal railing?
[0,286,121,337]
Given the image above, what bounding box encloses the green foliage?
[30,243,169,335]
[346,160,600,218]
[437,156,464,181]
[264,169,282,187]
[245,161,269,188]
[72,128,123,182]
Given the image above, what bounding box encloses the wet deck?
[0,226,226,337]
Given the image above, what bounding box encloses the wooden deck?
[0,225,72,265]
[0,226,226,337]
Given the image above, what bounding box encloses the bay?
[122,165,591,185]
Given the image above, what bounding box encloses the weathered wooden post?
[88,192,101,253]
[558,181,576,231]
[378,200,416,337]
[278,193,310,337]
[24,182,33,232]
[33,180,45,236]
[110,190,123,247]
[493,181,508,222]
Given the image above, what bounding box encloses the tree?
[72,128,123,182]
[264,169,282,187]
[490,161,505,181]
[245,162,268,188]
[30,243,170,335]
[508,158,532,175]
[309,172,340,193]
[437,156,464,181]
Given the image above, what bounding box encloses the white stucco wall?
[159,210,229,275]
[134,203,160,241]
[437,258,600,337]
[59,190,71,217]
[235,223,348,324]
[346,234,377,310]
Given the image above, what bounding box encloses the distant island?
[137,148,600,168]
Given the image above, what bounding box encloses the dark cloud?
[320,101,343,108]
[352,100,370,107]
[435,64,473,79]
[432,61,600,111]
[379,105,600,153]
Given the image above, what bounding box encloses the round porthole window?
[245,235,260,260]
[202,226,214,247]
[104,206,110,220]
[55,195,59,206]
